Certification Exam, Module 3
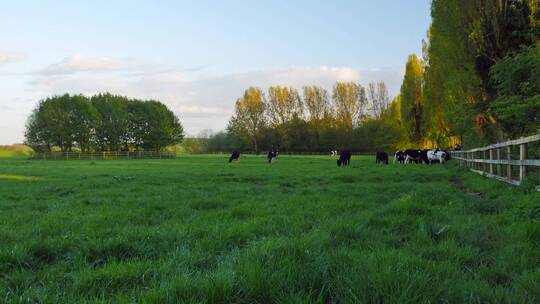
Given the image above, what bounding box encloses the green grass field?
[0,155,538,303]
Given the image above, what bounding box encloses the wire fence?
[30,151,176,160]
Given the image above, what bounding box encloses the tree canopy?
[25,93,184,152]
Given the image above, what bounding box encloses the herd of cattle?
[229,148,451,166]
[392,149,450,164]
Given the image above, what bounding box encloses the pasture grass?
[0,154,538,303]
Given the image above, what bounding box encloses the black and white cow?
[337,150,351,167]
[376,151,389,164]
[267,150,277,163]
[394,150,406,164]
[273,146,279,158]
[229,151,240,163]
[404,149,429,164]
[427,149,446,164]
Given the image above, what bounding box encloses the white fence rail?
[450,133,540,186]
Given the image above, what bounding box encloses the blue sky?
[0,0,431,144]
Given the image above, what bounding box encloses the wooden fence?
[30,151,176,160]
[450,133,540,187]
[190,151,375,156]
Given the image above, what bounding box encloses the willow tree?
[332,82,366,129]
[266,86,303,150]
[227,87,267,153]
[24,94,98,152]
[367,81,390,119]
[303,86,331,148]
[91,93,130,151]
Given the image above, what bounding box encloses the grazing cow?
[404,149,429,164]
[330,150,338,156]
[272,146,279,158]
[229,151,240,163]
[444,151,451,162]
[427,149,447,164]
[337,150,351,167]
[394,150,406,164]
[376,151,389,164]
[267,150,277,163]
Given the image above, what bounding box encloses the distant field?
[0,155,538,303]
[0,145,32,159]
[0,150,31,159]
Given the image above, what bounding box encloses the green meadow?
[0,155,538,303]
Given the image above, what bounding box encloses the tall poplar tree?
[400,54,425,143]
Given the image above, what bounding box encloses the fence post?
[489,149,494,174]
[506,146,512,181]
[496,148,501,177]
[520,143,527,182]
[485,150,489,172]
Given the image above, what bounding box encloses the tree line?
[204,0,539,153]
[25,93,184,152]
[201,82,397,153]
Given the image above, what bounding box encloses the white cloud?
[39,54,135,75]
[28,61,403,135]
[0,50,26,65]
[176,105,230,115]
[38,54,208,76]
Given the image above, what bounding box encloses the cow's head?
[337,159,342,167]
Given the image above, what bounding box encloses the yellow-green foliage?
[0,144,33,158]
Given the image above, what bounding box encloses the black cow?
[337,150,351,167]
[229,151,240,163]
[444,150,451,162]
[267,150,277,163]
[376,151,389,164]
